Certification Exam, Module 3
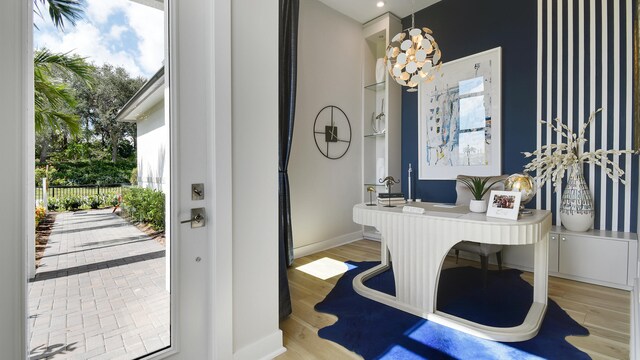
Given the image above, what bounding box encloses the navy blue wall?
[401,0,538,204]
[402,0,638,232]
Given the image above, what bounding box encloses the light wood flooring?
[277,240,631,360]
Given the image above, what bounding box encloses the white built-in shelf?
[364,132,386,138]
[361,14,401,243]
[364,81,385,91]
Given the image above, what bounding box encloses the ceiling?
[316,0,440,24]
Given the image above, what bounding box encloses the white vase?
[559,164,594,231]
[469,199,487,213]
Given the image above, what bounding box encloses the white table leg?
[533,232,549,304]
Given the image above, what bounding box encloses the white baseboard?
[233,330,285,360]
[293,231,363,259]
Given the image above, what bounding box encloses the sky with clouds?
[34,0,164,79]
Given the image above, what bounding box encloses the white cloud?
[123,2,164,75]
[33,0,164,79]
[85,0,129,24]
[109,25,128,40]
[36,21,144,77]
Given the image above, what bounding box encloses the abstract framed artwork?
[418,47,502,180]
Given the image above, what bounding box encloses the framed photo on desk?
[486,190,521,220]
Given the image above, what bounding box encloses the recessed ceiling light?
[376,1,385,8]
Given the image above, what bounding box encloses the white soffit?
[316,0,440,24]
[128,0,163,11]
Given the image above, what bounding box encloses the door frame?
[0,0,234,358]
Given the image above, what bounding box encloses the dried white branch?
[524,109,637,188]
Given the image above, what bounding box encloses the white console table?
[352,202,552,342]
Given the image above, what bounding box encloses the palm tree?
[34,0,85,31]
[33,0,90,136]
[34,48,93,135]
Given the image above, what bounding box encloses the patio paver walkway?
[28,209,170,360]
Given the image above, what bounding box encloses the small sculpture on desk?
[366,186,376,206]
[504,173,537,215]
[379,176,400,207]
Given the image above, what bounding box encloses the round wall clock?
[313,105,352,160]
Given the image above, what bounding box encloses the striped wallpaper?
[536,0,638,232]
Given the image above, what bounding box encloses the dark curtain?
[278,0,299,321]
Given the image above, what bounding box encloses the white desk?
[353,202,552,342]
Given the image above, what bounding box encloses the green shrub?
[110,194,121,207]
[47,197,60,211]
[35,159,136,185]
[61,195,84,211]
[121,187,165,231]
[87,195,104,209]
[34,165,59,185]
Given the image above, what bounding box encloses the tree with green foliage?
[34,49,93,135]
[34,0,85,31]
[71,64,145,162]
[33,0,92,140]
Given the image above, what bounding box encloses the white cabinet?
[502,226,638,290]
[557,230,637,288]
[361,13,402,240]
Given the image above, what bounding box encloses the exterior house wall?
[136,101,169,194]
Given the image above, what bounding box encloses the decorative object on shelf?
[313,105,352,160]
[457,176,503,213]
[523,109,637,231]
[383,12,442,92]
[486,190,522,220]
[379,176,401,207]
[504,173,536,214]
[407,163,413,202]
[366,186,376,206]
[418,47,502,180]
[371,99,386,134]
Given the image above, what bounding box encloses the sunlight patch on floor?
[295,257,356,280]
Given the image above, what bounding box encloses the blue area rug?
[315,261,590,359]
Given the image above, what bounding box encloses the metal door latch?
[192,183,204,200]
[181,208,206,228]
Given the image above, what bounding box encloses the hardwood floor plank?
[277,239,631,359]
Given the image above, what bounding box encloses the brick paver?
[29,209,170,359]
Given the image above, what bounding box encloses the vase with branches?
[522,109,637,231]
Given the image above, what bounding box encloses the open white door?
[164,0,234,358]
[1,0,281,358]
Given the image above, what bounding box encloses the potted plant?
[458,176,503,213]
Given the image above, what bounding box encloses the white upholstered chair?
[453,174,508,282]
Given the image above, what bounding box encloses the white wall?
[137,102,169,193]
[231,0,284,358]
[290,0,363,256]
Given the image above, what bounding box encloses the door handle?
[181,208,206,228]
